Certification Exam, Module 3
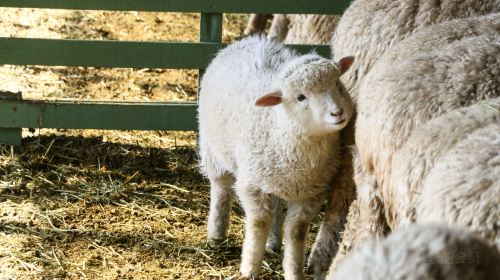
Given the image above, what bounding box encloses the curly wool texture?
[354,15,500,244]
[357,29,500,198]
[330,224,500,280]
[331,0,500,101]
[357,14,500,188]
[389,99,500,247]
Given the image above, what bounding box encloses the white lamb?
[330,224,500,280]
[198,36,354,279]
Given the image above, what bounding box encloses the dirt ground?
[0,8,321,279]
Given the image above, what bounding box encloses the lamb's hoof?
[237,276,256,280]
[307,250,330,280]
[239,267,260,280]
[265,242,281,254]
[207,237,226,248]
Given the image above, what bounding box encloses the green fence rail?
[0,0,351,13]
[0,0,352,146]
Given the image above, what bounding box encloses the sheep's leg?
[243,14,272,36]
[237,187,275,279]
[207,174,236,245]
[307,148,356,280]
[353,151,389,238]
[307,192,353,280]
[268,14,289,42]
[283,196,324,280]
[266,197,283,253]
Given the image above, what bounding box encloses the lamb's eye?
[297,94,307,101]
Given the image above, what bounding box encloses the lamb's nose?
[330,109,344,117]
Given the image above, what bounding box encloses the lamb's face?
[254,56,354,136]
[281,81,353,136]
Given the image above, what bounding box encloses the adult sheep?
[330,14,500,270]
[198,36,354,279]
[321,2,499,269]
[331,0,500,101]
[330,224,500,280]
[354,15,500,244]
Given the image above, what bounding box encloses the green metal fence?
[0,0,351,146]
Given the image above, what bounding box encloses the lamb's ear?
[339,56,355,75]
[255,91,283,107]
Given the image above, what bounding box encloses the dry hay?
[0,8,325,279]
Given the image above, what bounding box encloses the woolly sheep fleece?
[390,98,500,247]
[331,0,500,100]
[328,14,500,273]
[330,224,500,280]
[353,16,500,249]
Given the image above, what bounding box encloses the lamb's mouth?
[326,118,347,126]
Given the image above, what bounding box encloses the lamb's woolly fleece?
[278,57,342,92]
[199,36,351,201]
[331,0,500,100]
[330,224,500,280]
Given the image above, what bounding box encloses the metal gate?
[0,0,351,146]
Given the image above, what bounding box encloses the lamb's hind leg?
[266,197,283,253]
[207,174,236,246]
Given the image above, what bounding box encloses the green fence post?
[0,92,22,146]
[198,13,223,97]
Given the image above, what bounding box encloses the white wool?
[331,0,500,101]
[326,13,500,277]
[353,14,500,254]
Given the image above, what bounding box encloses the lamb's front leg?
[283,196,324,280]
[308,148,356,280]
[237,187,275,279]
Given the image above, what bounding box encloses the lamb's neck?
[270,113,340,147]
